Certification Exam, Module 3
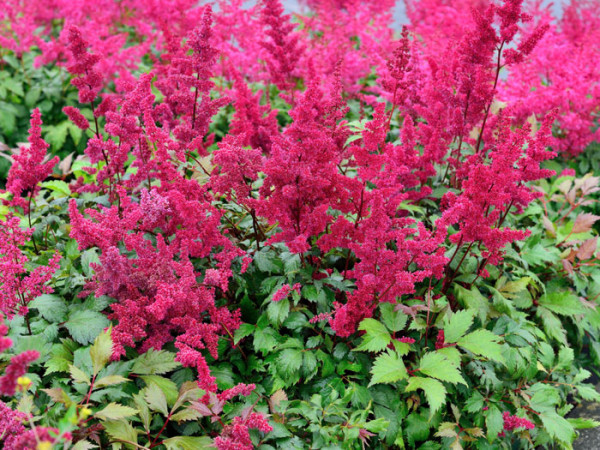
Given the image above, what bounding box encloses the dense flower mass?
[0,0,599,448]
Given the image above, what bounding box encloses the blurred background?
[280,0,568,27]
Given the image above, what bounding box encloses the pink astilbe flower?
[6,109,58,211]
[442,114,556,271]
[65,25,103,104]
[272,283,301,302]
[257,73,352,254]
[260,0,304,93]
[228,73,279,154]
[62,106,90,130]
[217,383,256,403]
[0,216,61,318]
[298,0,396,96]
[12,426,69,450]
[215,411,273,450]
[0,401,27,449]
[502,411,535,431]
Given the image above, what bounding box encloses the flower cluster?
[0,216,60,318]
[502,411,535,431]
[5,109,58,211]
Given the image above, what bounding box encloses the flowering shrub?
[1,0,600,448]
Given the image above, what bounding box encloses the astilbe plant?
[1,0,600,448]
[61,11,259,424]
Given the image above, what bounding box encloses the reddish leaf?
[562,259,574,275]
[572,214,600,234]
[577,237,598,260]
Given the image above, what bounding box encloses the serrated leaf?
[538,291,584,316]
[170,407,203,423]
[485,406,503,442]
[540,412,575,444]
[233,323,254,345]
[443,310,475,343]
[267,297,290,326]
[418,352,466,385]
[41,180,71,196]
[369,350,407,386]
[355,318,391,352]
[380,303,408,332]
[94,403,138,421]
[435,422,458,438]
[133,393,152,433]
[94,375,129,389]
[69,365,90,385]
[132,349,180,375]
[568,417,600,429]
[173,381,204,412]
[253,326,278,355]
[141,375,178,406]
[145,382,169,416]
[277,348,303,377]
[90,327,112,375]
[30,294,68,323]
[44,121,69,151]
[405,377,447,415]
[457,330,505,363]
[65,310,110,345]
[71,440,97,450]
[102,419,138,444]
[162,436,213,450]
[81,249,100,277]
[572,213,600,234]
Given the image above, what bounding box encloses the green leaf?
[457,329,505,364]
[418,352,466,386]
[94,375,129,388]
[254,326,279,355]
[162,436,213,450]
[443,310,475,343]
[65,310,110,345]
[555,347,574,371]
[30,294,68,323]
[90,327,112,375]
[369,350,407,386]
[568,417,600,430]
[81,249,100,277]
[233,323,254,345]
[145,382,169,416]
[173,381,204,412]
[485,406,503,442]
[254,250,281,273]
[380,303,408,332]
[538,291,584,316]
[101,419,138,444]
[355,318,391,353]
[277,348,303,377]
[94,403,138,421]
[141,375,178,406]
[170,407,203,422]
[132,349,180,375]
[267,297,290,326]
[540,412,575,444]
[44,121,70,151]
[68,122,83,145]
[69,365,90,385]
[41,180,71,196]
[405,377,447,415]
[365,417,390,433]
[4,78,24,96]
